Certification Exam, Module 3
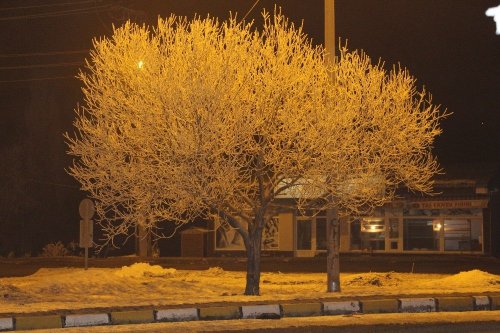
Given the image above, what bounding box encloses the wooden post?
[327,208,340,292]
[325,0,339,293]
[324,0,335,65]
[84,247,88,270]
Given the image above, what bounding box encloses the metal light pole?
[324,0,340,293]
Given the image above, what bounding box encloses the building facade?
[209,177,498,257]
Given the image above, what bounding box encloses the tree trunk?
[244,227,263,295]
[136,223,152,257]
[326,209,341,292]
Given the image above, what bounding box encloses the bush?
[40,241,69,257]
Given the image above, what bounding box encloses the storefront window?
[316,217,327,250]
[444,219,482,251]
[389,218,399,238]
[403,219,440,251]
[350,218,385,250]
[297,219,312,250]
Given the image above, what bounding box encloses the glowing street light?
[486,5,500,35]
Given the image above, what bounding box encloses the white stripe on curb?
[0,318,13,331]
[156,308,199,322]
[64,313,110,327]
[323,301,360,315]
[400,298,436,312]
[241,304,281,319]
[474,296,491,310]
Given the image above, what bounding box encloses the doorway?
[294,211,327,257]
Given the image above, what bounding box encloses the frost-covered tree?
[66,11,446,295]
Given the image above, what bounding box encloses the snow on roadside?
[343,272,402,287]
[0,263,499,314]
[115,263,176,278]
[420,269,500,289]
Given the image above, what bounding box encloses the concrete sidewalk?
[1,294,499,331]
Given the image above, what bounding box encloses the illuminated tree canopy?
[66,11,446,295]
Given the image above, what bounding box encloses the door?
[295,217,314,257]
[294,212,328,257]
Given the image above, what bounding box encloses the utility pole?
[324,0,335,65]
[324,0,340,293]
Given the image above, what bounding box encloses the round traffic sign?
[79,198,95,220]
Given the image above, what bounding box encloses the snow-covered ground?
[1,263,499,314]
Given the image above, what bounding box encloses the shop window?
[297,219,312,250]
[350,218,385,251]
[444,219,482,251]
[403,219,439,251]
[471,219,482,251]
[350,220,361,250]
[444,219,469,250]
[389,218,399,238]
[316,217,327,250]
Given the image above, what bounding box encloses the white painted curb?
[156,308,199,322]
[400,298,436,312]
[241,304,281,319]
[474,296,491,310]
[323,301,360,315]
[64,313,110,327]
[0,318,13,331]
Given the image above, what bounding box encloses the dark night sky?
[1,0,499,163]
[0,0,499,253]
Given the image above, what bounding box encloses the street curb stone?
[490,295,500,310]
[241,304,281,319]
[322,300,360,315]
[110,310,154,324]
[199,306,240,320]
[399,298,436,313]
[64,313,110,327]
[473,296,491,311]
[437,296,474,312]
[281,303,322,317]
[156,308,199,322]
[361,299,399,313]
[15,315,62,331]
[0,294,498,331]
[0,318,13,331]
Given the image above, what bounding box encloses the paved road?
[26,312,500,333]
[1,254,499,277]
[231,322,500,333]
[32,322,500,333]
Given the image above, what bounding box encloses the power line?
[0,4,112,21]
[0,50,89,58]
[0,0,103,12]
[241,0,260,22]
[0,76,75,83]
[0,62,83,70]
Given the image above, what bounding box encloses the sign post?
[79,198,94,270]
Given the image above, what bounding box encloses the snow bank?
[205,267,224,276]
[115,263,176,278]
[343,272,402,287]
[428,270,500,288]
